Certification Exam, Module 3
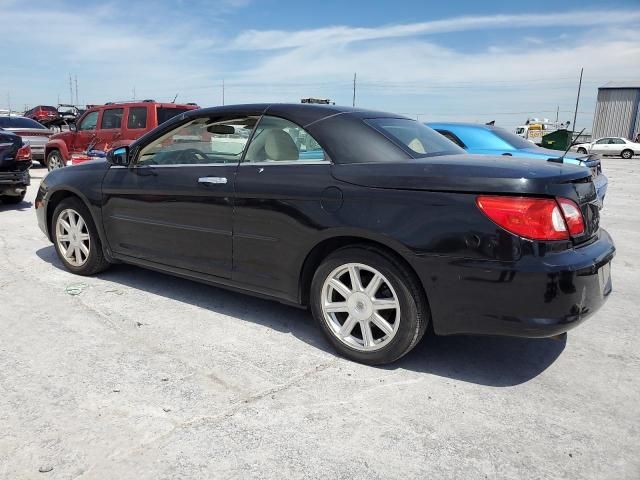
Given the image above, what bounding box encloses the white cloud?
[1,3,639,131]
[229,10,640,50]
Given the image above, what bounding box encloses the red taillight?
[16,144,31,161]
[476,196,584,241]
[557,197,585,236]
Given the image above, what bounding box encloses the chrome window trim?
[239,160,329,166]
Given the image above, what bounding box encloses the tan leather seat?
[263,129,299,161]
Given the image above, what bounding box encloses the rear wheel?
[621,149,633,159]
[52,198,110,275]
[577,147,587,154]
[310,246,429,365]
[0,190,26,204]
[47,150,64,171]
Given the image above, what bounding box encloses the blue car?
[427,122,608,205]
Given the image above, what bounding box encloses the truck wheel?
[310,246,429,365]
[621,149,633,159]
[0,191,26,204]
[47,150,64,171]
[577,148,587,154]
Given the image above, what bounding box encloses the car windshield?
[490,127,536,149]
[41,106,58,112]
[366,118,464,157]
[0,117,47,129]
[157,107,191,125]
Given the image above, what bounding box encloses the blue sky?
[1,0,639,131]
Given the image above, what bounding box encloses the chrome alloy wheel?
[55,209,90,267]
[321,263,401,351]
[48,151,64,171]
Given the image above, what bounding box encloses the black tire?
[47,149,64,171]
[621,149,633,159]
[0,190,26,204]
[52,197,111,275]
[577,147,587,154]
[310,246,429,365]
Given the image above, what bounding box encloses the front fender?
[45,139,70,161]
[40,166,112,261]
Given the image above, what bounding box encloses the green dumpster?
[541,129,572,151]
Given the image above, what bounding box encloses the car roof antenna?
[562,128,585,160]
[171,94,178,103]
[550,128,585,164]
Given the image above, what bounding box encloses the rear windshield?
[157,107,190,125]
[0,117,47,129]
[366,118,464,157]
[41,106,58,112]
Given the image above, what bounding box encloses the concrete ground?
[0,159,638,480]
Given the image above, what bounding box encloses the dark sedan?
[0,129,31,203]
[35,104,615,365]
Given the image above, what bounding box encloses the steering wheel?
[175,148,208,164]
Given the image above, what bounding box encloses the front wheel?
[47,150,65,171]
[621,149,633,159]
[577,147,587,154]
[310,246,429,365]
[52,198,111,275]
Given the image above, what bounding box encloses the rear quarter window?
[157,107,190,125]
[366,118,464,157]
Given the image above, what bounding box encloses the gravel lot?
[1,159,638,480]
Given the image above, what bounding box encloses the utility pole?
[222,79,225,106]
[352,73,357,107]
[133,87,136,101]
[69,74,73,104]
[75,76,79,105]
[572,68,583,135]
[556,105,559,123]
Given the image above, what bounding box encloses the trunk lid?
[332,154,600,242]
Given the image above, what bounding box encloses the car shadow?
[36,245,565,387]
[0,199,33,212]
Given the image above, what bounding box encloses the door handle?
[198,176,228,185]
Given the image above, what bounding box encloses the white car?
[572,136,639,159]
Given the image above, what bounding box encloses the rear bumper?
[415,228,615,338]
[0,170,30,194]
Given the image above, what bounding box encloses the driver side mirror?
[107,146,130,166]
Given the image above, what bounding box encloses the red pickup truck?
[44,100,199,170]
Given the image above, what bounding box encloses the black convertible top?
[183,103,407,129]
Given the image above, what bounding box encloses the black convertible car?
[35,104,615,365]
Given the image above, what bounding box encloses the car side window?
[101,108,124,130]
[595,138,609,144]
[244,116,326,163]
[611,138,625,144]
[136,116,257,166]
[78,111,99,131]
[127,107,147,129]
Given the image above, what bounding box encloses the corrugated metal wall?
[592,88,640,140]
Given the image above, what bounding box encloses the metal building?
[592,82,640,140]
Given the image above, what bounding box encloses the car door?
[610,137,626,155]
[72,110,99,154]
[590,138,610,155]
[101,113,257,278]
[123,106,149,144]
[98,107,124,151]
[233,114,334,298]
